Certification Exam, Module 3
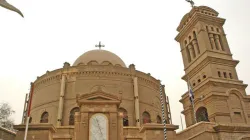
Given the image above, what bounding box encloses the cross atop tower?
[95,41,105,50]
[185,0,195,8]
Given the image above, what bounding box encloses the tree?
[0,102,15,130]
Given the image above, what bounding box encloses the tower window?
[198,79,201,83]
[223,72,227,78]
[189,36,192,41]
[193,31,197,39]
[229,73,233,79]
[196,107,209,122]
[203,75,207,79]
[206,26,209,32]
[211,27,214,31]
[216,28,220,32]
[185,40,187,45]
[193,83,196,87]
[218,71,221,77]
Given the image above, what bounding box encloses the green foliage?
[0,102,15,130]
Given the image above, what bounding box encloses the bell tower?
[175,6,250,127]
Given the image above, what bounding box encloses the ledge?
[139,123,179,133]
[0,126,16,135]
[14,124,56,133]
[213,123,250,132]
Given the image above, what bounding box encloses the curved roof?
[177,6,219,32]
[73,49,126,67]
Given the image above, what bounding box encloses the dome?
[73,49,126,67]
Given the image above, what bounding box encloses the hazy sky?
[0,0,250,131]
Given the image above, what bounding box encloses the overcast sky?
[0,0,250,131]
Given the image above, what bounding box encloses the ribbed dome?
[73,49,126,67]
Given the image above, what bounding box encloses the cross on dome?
[95,41,105,50]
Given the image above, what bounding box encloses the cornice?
[34,65,160,91]
[213,123,250,132]
[176,7,225,42]
[14,124,56,133]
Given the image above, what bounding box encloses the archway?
[196,107,209,122]
[118,108,129,126]
[40,112,49,123]
[69,107,80,125]
[142,111,151,124]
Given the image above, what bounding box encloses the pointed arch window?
[118,108,128,126]
[196,107,209,122]
[157,115,162,124]
[69,107,80,125]
[40,112,49,123]
[142,111,151,124]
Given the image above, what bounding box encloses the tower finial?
[95,41,105,50]
[185,0,195,8]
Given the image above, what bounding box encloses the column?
[192,40,200,55]
[209,34,216,50]
[56,74,66,126]
[133,77,140,127]
[214,34,224,51]
[188,44,195,60]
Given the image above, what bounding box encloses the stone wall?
[0,127,16,140]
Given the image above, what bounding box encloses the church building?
[12,5,250,140]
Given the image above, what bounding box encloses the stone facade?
[12,5,250,140]
[175,6,250,140]
[0,126,16,140]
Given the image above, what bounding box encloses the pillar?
[133,77,140,127]
[209,34,216,50]
[214,34,223,51]
[56,74,66,126]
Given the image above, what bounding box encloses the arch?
[157,115,162,124]
[101,61,112,66]
[226,88,243,98]
[118,108,129,126]
[77,62,85,66]
[89,113,108,140]
[142,111,151,124]
[40,111,49,123]
[87,60,99,65]
[69,107,80,125]
[196,107,209,122]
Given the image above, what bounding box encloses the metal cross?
[186,0,195,8]
[95,41,105,50]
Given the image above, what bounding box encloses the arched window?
[29,117,32,123]
[69,107,80,125]
[193,31,197,39]
[118,108,128,126]
[142,111,151,124]
[157,115,162,124]
[196,107,209,122]
[40,112,49,123]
